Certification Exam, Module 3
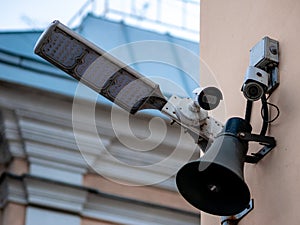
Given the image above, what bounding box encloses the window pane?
[26,207,80,225]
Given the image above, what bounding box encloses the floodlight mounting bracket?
[162,95,224,150]
[221,199,254,225]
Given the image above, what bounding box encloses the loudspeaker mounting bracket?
[221,199,254,225]
[238,132,276,164]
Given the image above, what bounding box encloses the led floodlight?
[34,20,167,114]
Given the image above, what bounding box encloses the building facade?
[0,14,200,225]
[200,0,300,224]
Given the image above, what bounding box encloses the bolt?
[208,184,220,193]
[239,132,246,138]
[269,46,278,55]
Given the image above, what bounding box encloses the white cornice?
[0,173,199,225]
[0,109,25,158]
[0,82,199,190]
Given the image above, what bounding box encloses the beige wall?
[0,158,28,176]
[200,0,300,224]
[8,158,28,175]
[1,203,26,225]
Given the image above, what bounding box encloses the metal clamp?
[162,95,224,149]
[221,199,254,225]
[238,132,276,164]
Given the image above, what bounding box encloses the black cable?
[260,94,269,136]
[261,101,280,123]
[245,100,253,123]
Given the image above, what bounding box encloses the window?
[25,207,80,225]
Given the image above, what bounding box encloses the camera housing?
[241,36,279,100]
[242,66,269,101]
[250,36,279,69]
[193,86,223,110]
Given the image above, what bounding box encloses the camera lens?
[243,82,264,101]
[248,85,259,97]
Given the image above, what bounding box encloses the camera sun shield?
[249,36,279,69]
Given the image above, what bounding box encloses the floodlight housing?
[34,20,167,114]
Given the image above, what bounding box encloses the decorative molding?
[0,134,12,164]
[0,173,199,225]
[24,141,87,173]
[0,109,25,158]
[0,174,27,206]
[24,176,88,213]
[84,193,199,225]
[0,81,199,190]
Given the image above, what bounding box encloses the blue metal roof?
[0,14,199,101]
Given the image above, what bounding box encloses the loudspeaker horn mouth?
[176,161,250,216]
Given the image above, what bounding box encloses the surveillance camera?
[193,86,223,110]
[242,66,269,101]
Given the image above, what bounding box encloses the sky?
[0,0,95,31]
[0,0,199,41]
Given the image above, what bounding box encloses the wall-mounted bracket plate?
[267,67,280,95]
[238,132,276,164]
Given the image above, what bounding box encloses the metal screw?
[239,132,246,138]
[269,46,278,55]
[208,184,219,193]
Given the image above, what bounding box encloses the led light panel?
[34,20,166,114]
